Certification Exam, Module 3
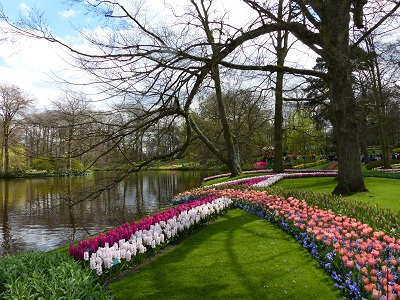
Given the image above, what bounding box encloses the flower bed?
[378,164,400,173]
[206,172,337,188]
[293,159,328,169]
[326,162,339,170]
[69,195,232,276]
[253,161,268,169]
[220,189,399,300]
[202,169,273,182]
[202,169,337,182]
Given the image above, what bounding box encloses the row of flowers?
[206,172,337,188]
[292,159,328,169]
[202,169,274,182]
[174,187,400,299]
[377,164,400,173]
[202,169,337,182]
[69,195,232,276]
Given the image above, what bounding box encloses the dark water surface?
[0,170,215,256]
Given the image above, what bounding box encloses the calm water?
[0,171,215,256]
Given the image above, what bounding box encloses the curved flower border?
[69,196,232,276]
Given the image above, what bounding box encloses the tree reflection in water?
[0,170,215,256]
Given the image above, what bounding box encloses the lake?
[0,170,216,256]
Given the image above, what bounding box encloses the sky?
[0,0,317,110]
[0,0,99,109]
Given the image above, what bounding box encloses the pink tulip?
[380,277,387,286]
[372,289,382,299]
[382,265,389,274]
[346,260,355,268]
[365,283,376,292]
[371,268,379,276]
[387,293,396,300]
[361,267,368,275]
[394,283,400,293]
[368,258,376,267]
[371,249,380,257]
[357,257,366,267]
[362,276,369,285]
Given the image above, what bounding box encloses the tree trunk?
[358,129,370,164]
[323,1,367,194]
[273,69,284,173]
[212,64,242,177]
[366,36,391,169]
[3,122,10,174]
[272,0,287,174]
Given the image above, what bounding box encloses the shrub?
[391,147,400,154]
[31,157,85,173]
[366,160,380,170]
[31,157,54,170]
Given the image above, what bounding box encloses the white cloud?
[19,2,30,16]
[59,9,78,18]
[0,21,88,109]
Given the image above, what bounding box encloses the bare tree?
[192,87,273,164]
[51,90,92,171]
[0,84,33,174]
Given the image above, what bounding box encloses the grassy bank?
[274,176,400,212]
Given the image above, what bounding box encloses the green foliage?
[284,110,326,158]
[391,148,400,154]
[9,146,28,171]
[31,157,85,173]
[70,158,85,170]
[31,157,54,170]
[0,251,111,299]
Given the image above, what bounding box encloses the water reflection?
[0,171,214,256]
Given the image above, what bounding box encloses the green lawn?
[108,209,343,300]
[274,177,400,212]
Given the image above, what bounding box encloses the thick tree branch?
[219,60,330,81]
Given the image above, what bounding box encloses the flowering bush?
[252,161,267,169]
[262,145,274,160]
